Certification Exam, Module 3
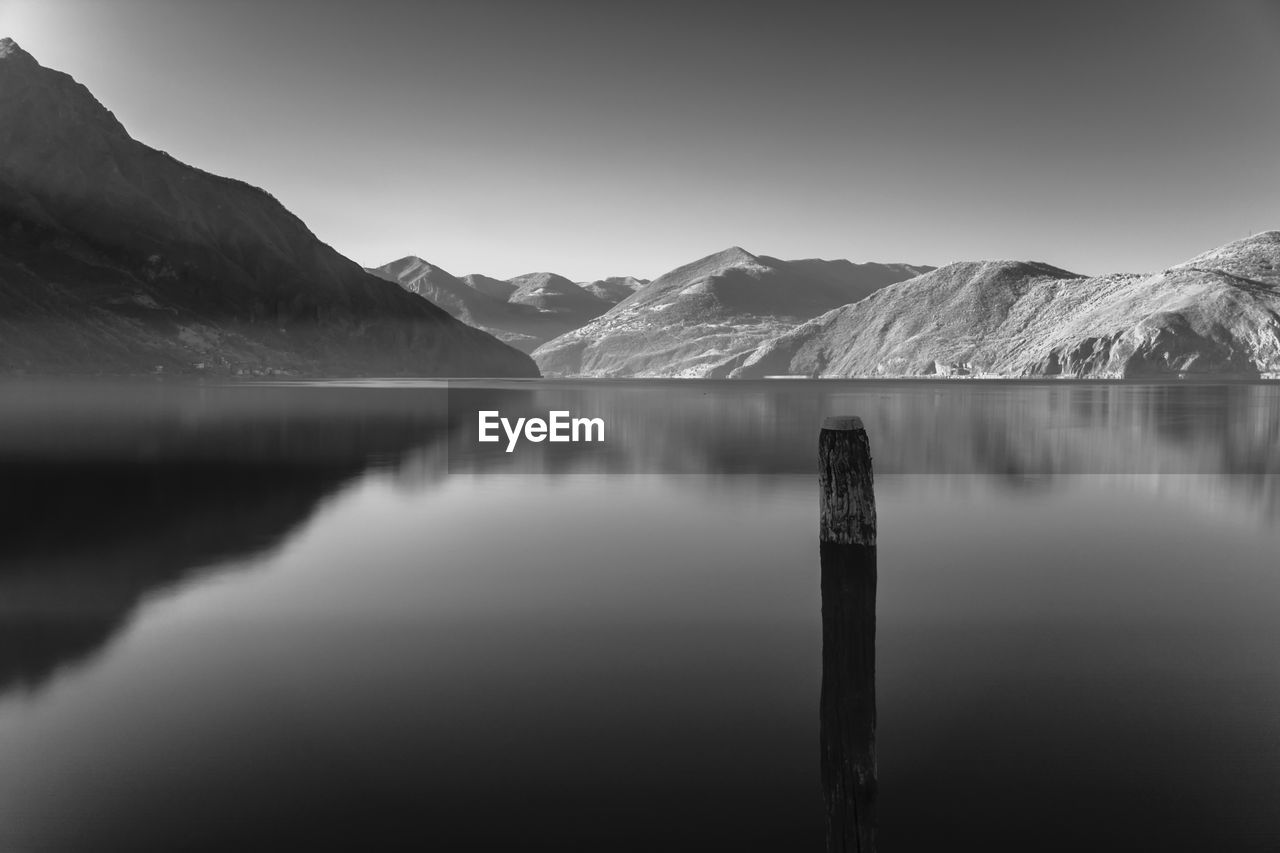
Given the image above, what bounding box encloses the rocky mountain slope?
[728,233,1280,379]
[0,38,536,377]
[531,247,932,377]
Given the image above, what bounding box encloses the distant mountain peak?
[710,245,758,264]
[640,246,767,289]
[375,256,471,285]
[0,46,537,377]
[1173,230,1280,281]
[534,250,929,377]
[928,259,1079,281]
[389,254,438,270]
[507,271,578,288]
[1231,230,1280,246]
[0,37,131,140]
[0,37,42,74]
[0,37,28,60]
[1190,230,1280,257]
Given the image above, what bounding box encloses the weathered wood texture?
[819,415,878,852]
[820,544,877,853]
[819,417,876,546]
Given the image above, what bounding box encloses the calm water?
[1,379,1278,851]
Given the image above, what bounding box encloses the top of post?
[822,416,864,432]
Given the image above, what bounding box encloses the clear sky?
[4,0,1279,280]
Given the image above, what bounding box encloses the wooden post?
[819,416,878,853]
[819,416,876,547]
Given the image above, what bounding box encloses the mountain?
[0,38,536,377]
[462,273,519,301]
[531,247,932,377]
[507,271,612,317]
[368,256,542,350]
[372,260,611,352]
[371,257,489,316]
[728,234,1280,378]
[465,272,644,308]
[578,276,648,304]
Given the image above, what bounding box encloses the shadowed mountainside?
[461,273,518,300]
[369,257,569,353]
[0,38,536,378]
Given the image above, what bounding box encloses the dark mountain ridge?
[0,38,536,377]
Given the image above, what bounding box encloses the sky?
[4,0,1279,280]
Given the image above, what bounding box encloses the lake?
[1,379,1278,851]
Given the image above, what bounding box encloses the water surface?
[1,379,1278,850]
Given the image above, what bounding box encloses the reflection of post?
[819,416,877,853]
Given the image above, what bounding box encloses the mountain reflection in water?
[451,380,1280,519]
[0,382,462,694]
[0,379,1277,851]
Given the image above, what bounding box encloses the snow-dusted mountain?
[728,233,1280,379]
[531,247,932,377]
[0,38,535,377]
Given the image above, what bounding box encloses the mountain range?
[0,38,535,377]
[4,37,1278,381]
[727,234,1280,379]
[379,234,1280,380]
[531,248,932,376]
[374,246,932,376]
[368,259,642,353]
